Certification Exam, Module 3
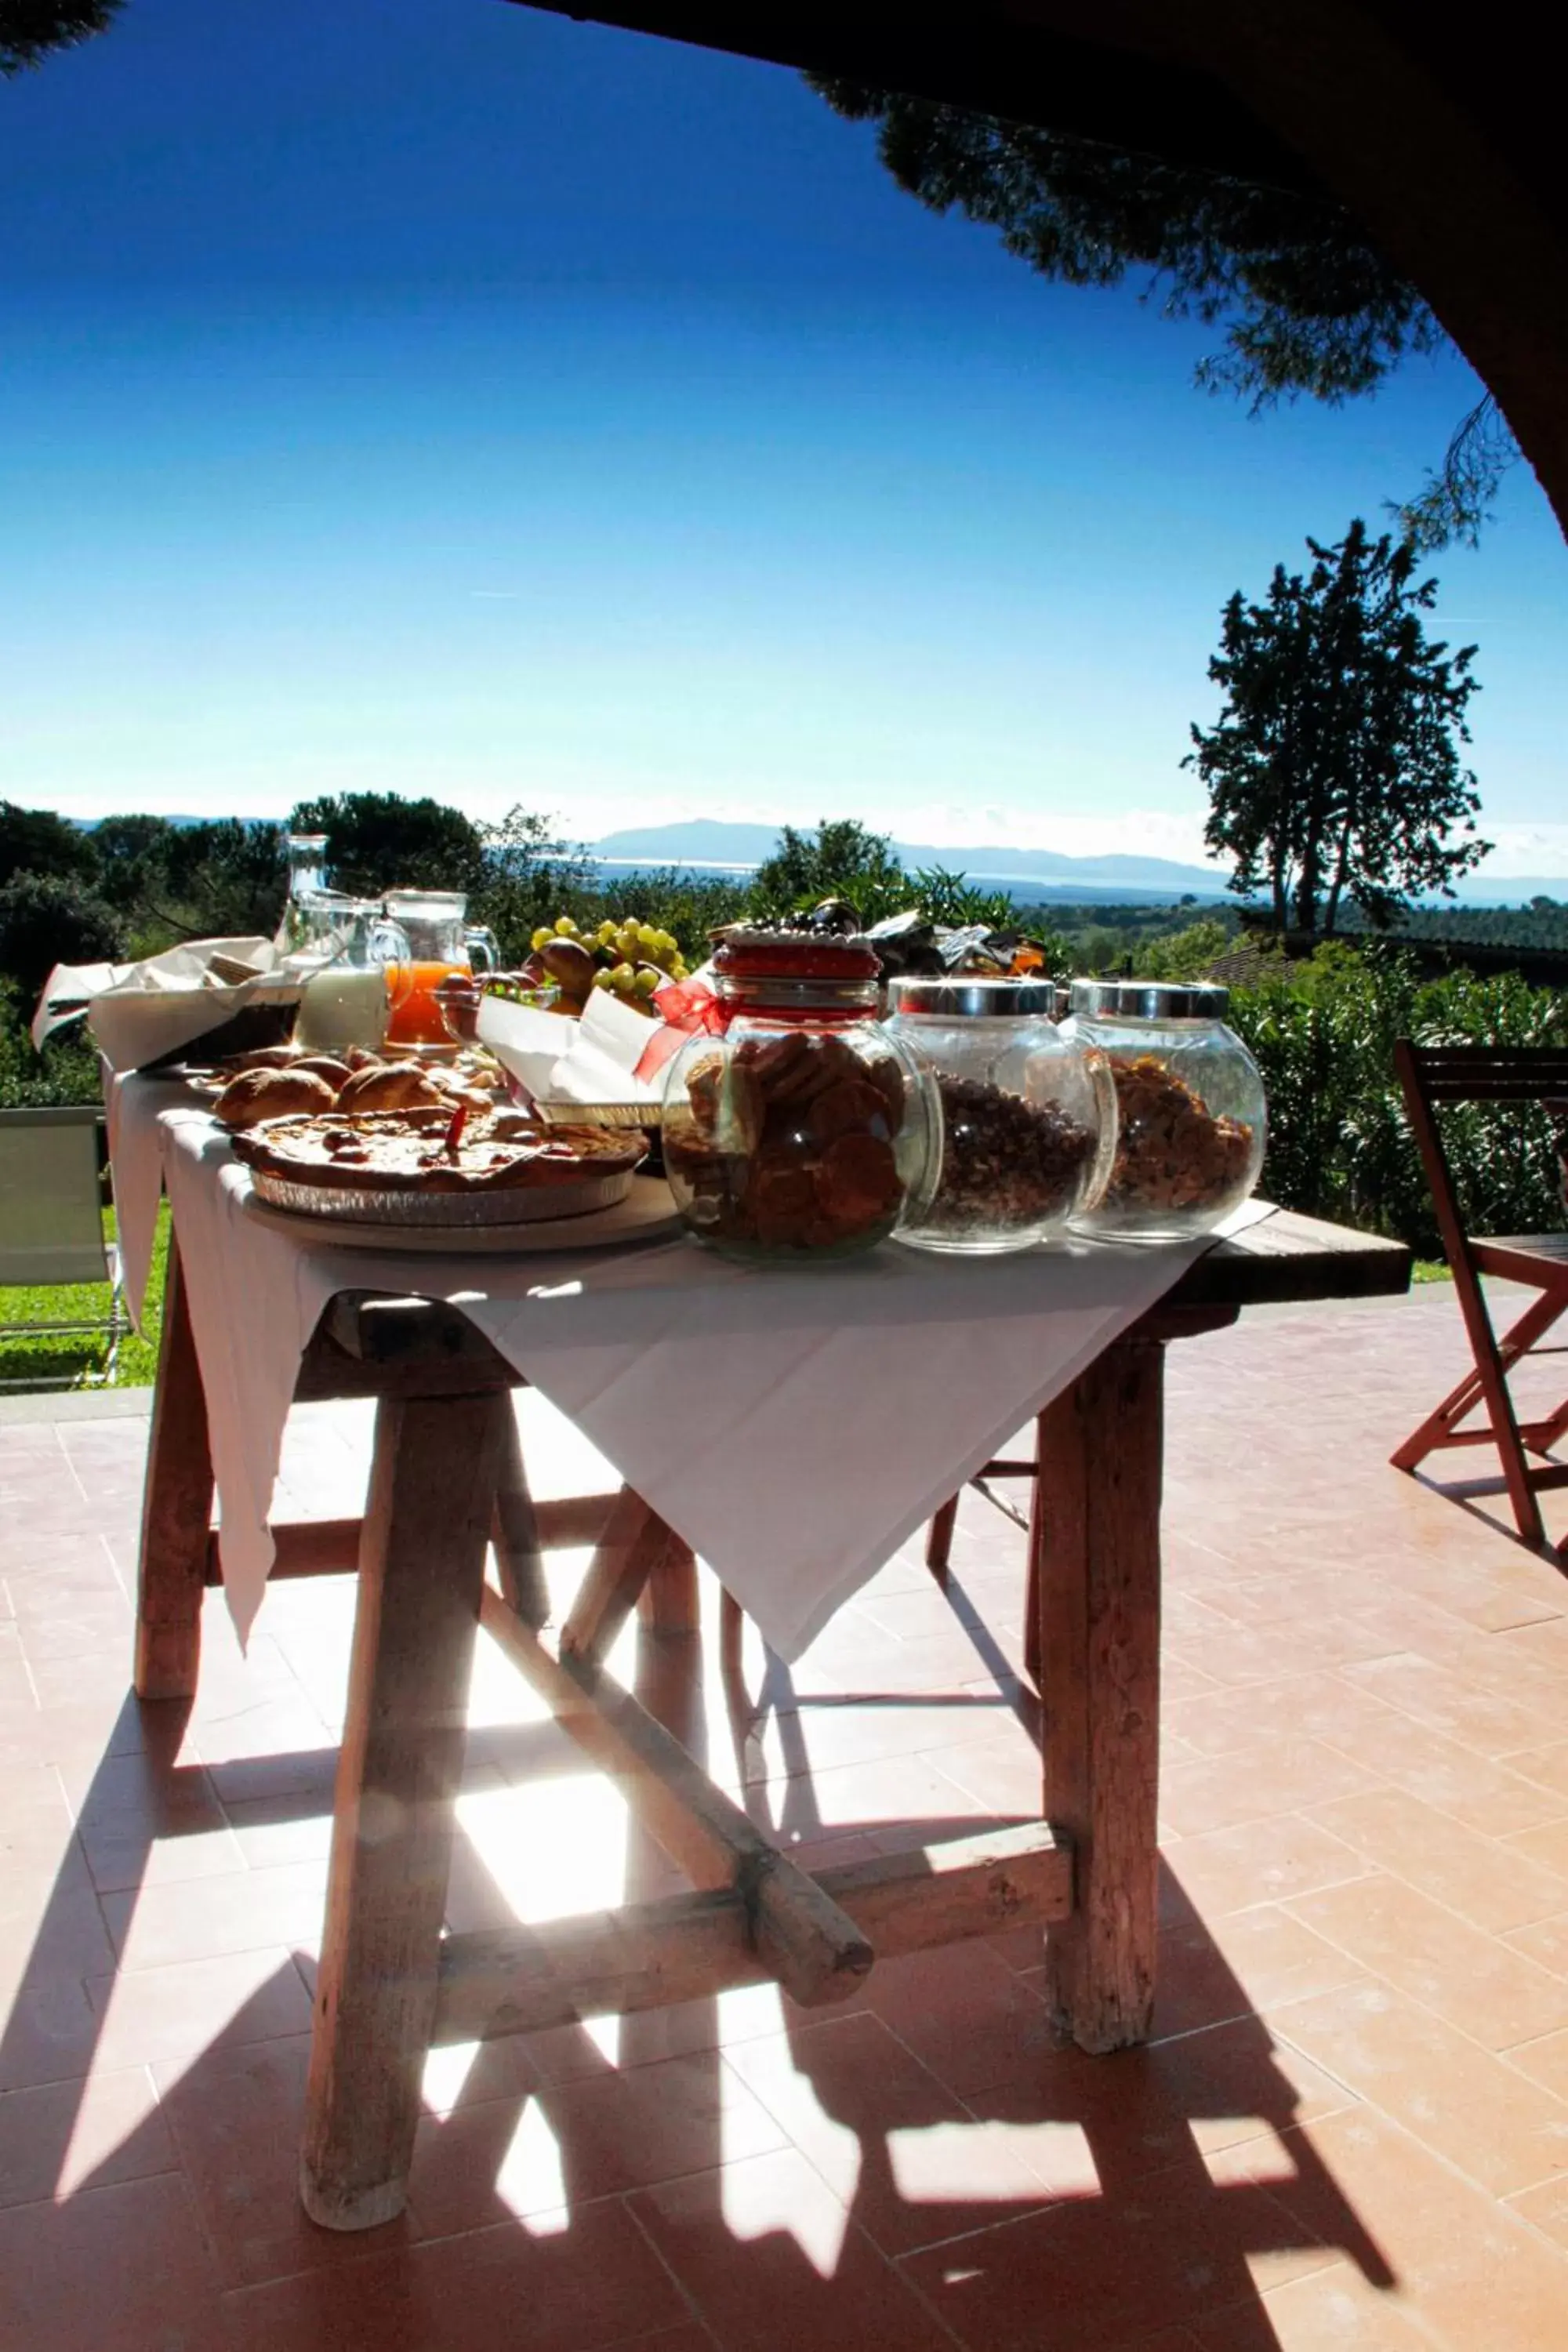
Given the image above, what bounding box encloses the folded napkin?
[34,937,297,1073]
[478,983,668,1109]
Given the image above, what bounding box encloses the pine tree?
[1187,521,1488,936]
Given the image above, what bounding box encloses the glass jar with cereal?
[1065,980,1265,1243]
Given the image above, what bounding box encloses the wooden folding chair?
[1391,1040,1568,1555]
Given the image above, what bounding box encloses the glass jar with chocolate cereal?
[884,976,1108,1254]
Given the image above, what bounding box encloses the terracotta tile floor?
[3,1280,1568,2350]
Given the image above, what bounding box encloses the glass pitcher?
[292,899,413,1055]
[275,833,332,956]
[380,891,498,1047]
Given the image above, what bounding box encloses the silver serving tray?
[242,1173,681,1254]
[246,1162,636,1227]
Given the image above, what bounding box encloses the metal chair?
[0,1105,126,1388]
[1391,1041,1568,1555]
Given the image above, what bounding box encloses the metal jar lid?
[887,975,1059,1018]
[1068,978,1231,1021]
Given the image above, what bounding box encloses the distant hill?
[587,819,1566,910]
[589,820,1229,900]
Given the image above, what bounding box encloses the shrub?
[1227,946,1568,1254]
[1131,918,1232,981]
[0,873,125,1004]
[0,979,100,1109]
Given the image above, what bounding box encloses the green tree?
[289,793,488,899]
[1188,521,1487,938]
[0,2,119,74]
[0,801,97,890]
[908,865,1014,928]
[750,820,909,924]
[470,806,593,962]
[1132,917,1232,981]
[1077,927,1127,975]
[169,823,291,941]
[90,815,174,887]
[0,872,125,1000]
[809,82,1515,547]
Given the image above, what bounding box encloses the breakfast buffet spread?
[45,840,1268,1262]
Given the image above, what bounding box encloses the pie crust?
[230,1108,643,1196]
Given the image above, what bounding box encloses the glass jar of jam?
[884,976,1107,1254]
[662,931,938,1261]
[1065,980,1266,1243]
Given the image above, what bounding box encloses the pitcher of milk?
[292,899,413,1054]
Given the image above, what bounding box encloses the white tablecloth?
[122,1084,1259,1661]
[105,1068,192,1327]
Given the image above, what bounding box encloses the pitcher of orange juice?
[381,891,499,1047]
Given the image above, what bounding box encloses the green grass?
[1411,1259,1454,1283]
[0,1203,168,1391]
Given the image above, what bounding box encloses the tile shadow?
[2,1600,1399,2352]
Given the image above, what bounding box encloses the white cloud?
[1475,822,1568,877]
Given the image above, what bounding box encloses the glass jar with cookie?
[662,930,939,1262]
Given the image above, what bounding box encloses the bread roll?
[423,1066,495,1116]
[291,1055,353,1089]
[335,1063,449,1115]
[223,1045,299,1073]
[214,1067,336,1130]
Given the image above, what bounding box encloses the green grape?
[530,927,553,953]
[554,915,577,937]
[610,961,637,989]
[632,969,659,997]
[591,968,612,988]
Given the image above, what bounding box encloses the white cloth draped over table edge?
[114,1076,1269,1663]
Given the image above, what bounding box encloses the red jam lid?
[710,929,880,985]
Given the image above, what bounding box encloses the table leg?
[925,1493,959,1582]
[491,1401,548,1626]
[637,1512,699,1638]
[134,1239,214,1701]
[1036,1332,1163,2053]
[300,1387,509,2230]
[560,1488,698,1664]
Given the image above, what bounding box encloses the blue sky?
[3,0,1566,875]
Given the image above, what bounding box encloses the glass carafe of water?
[380,890,498,1047]
[292,900,412,1054]
[276,833,333,956]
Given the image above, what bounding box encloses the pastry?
[220,1045,301,1073]
[291,1055,353,1089]
[214,1066,338,1130]
[335,1063,451,1116]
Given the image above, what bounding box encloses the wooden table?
[132,1203,1408,2231]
